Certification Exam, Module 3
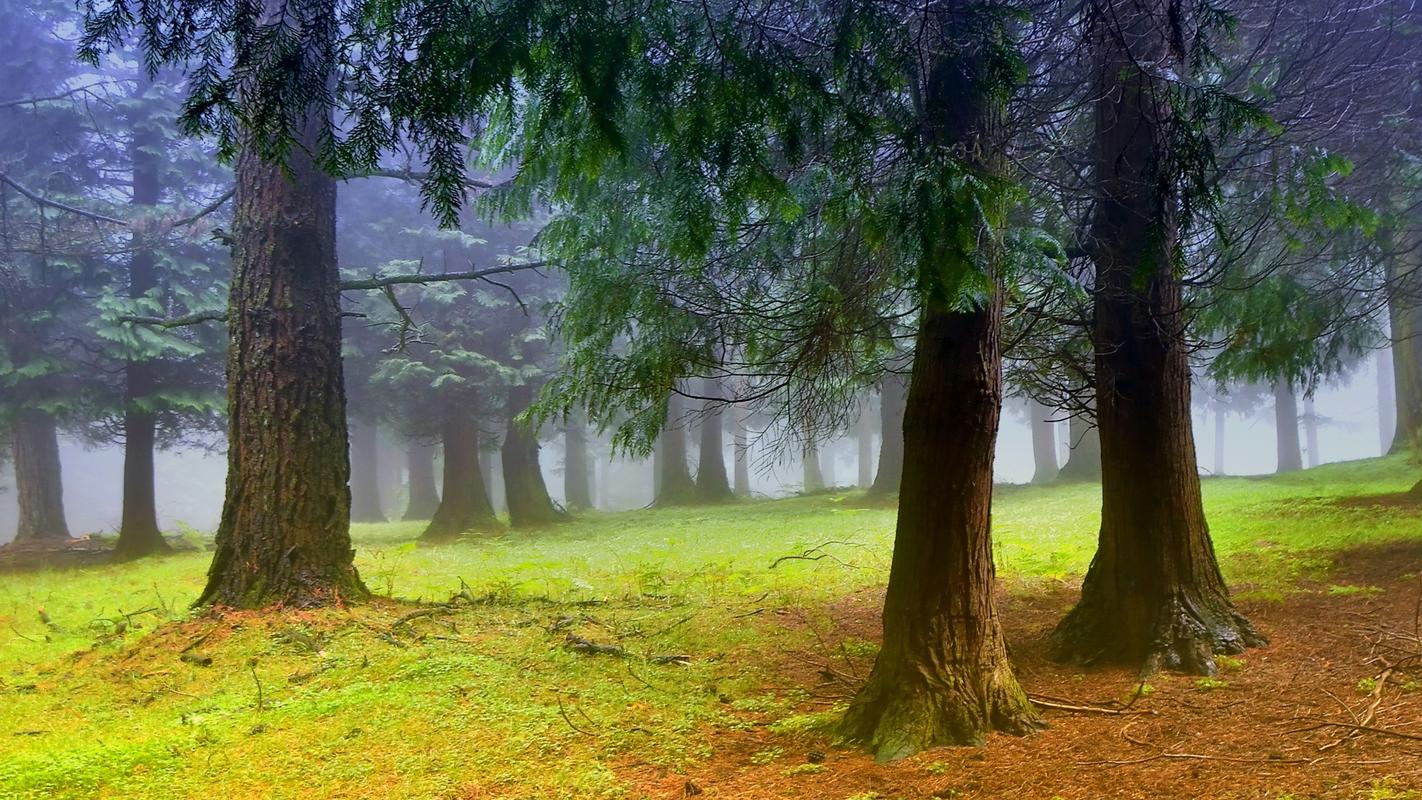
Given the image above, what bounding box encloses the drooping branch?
[0,171,128,226]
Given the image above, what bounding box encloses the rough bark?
[349,419,387,523]
[403,440,441,520]
[1050,0,1260,673]
[502,383,570,527]
[841,9,1039,759]
[1055,408,1102,482]
[563,406,594,510]
[732,406,751,497]
[197,57,367,607]
[653,392,697,506]
[421,400,497,541]
[114,73,169,559]
[867,372,906,496]
[694,377,734,502]
[856,393,875,488]
[10,410,72,545]
[1028,398,1059,484]
[1274,380,1302,473]
[802,441,826,493]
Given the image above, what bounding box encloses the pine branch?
[0,171,128,226]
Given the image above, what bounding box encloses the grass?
[0,455,1419,799]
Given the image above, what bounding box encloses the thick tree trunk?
[1274,380,1302,474]
[802,441,825,493]
[867,372,906,496]
[502,384,569,527]
[732,406,751,497]
[1378,349,1397,455]
[563,406,594,510]
[1303,397,1320,469]
[1028,398,1059,484]
[115,73,169,559]
[841,10,1038,759]
[403,440,441,520]
[349,419,387,523]
[694,377,734,502]
[1055,408,1101,481]
[197,66,367,607]
[856,393,875,488]
[10,410,72,545]
[654,392,697,506]
[421,401,497,541]
[1050,0,1260,674]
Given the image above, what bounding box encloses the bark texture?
[1274,381,1302,473]
[1028,398,1059,484]
[349,419,387,523]
[1050,0,1260,673]
[403,440,441,520]
[197,76,367,607]
[653,392,697,506]
[421,401,497,541]
[502,383,570,527]
[10,410,72,545]
[563,406,594,510]
[867,372,906,496]
[694,377,734,502]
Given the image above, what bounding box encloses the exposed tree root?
[1050,592,1265,676]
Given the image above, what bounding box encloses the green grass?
[1,455,1419,799]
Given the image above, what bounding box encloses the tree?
[1274,381,1303,473]
[422,396,498,540]
[693,377,734,502]
[1055,411,1101,481]
[563,406,594,510]
[866,372,906,496]
[10,410,72,545]
[653,392,697,506]
[1026,397,1058,484]
[502,382,569,527]
[403,439,441,520]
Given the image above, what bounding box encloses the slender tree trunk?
[856,393,875,488]
[1028,398,1059,484]
[867,372,906,496]
[403,440,440,520]
[115,72,169,559]
[1056,407,1102,481]
[1050,0,1260,674]
[694,377,734,502]
[802,441,825,493]
[1379,348,1397,455]
[502,383,569,527]
[732,406,751,497]
[10,410,71,545]
[1213,407,1226,477]
[563,406,594,510]
[1274,380,1302,474]
[841,9,1039,759]
[1388,235,1422,454]
[421,400,497,541]
[349,419,387,523]
[197,50,367,607]
[1303,397,1320,469]
[654,392,697,506]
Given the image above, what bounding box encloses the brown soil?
[624,541,1422,799]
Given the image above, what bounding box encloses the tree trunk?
[694,377,734,502]
[1213,407,1226,477]
[840,9,1039,759]
[867,372,906,496]
[403,440,441,520]
[197,60,367,607]
[10,410,72,545]
[349,419,387,523]
[483,448,506,515]
[1055,407,1101,481]
[1274,380,1302,474]
[1387,237,1422,454]
[732,405,751,497]
[1378,348,1396,455]
[421,400,497,541]
[801,441,825,493]
[1303,397,1320,469]
[654,392,697,506]
[115,72,169,559]
[856,393,875,488]
[563,406,594,510]
[1050,0,1260,674]
[1028,398,1059,484]
[502,383,569,527]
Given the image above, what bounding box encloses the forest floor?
[2,457,1421,799]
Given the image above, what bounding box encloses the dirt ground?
[623,540,1422,800]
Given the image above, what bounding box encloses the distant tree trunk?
[1303,397,1320,469]
[403,440,440,520]
[10,410,72,545]
[1028,398,1059,484]
[1378,348,1396,455]
[1213,408,1226,477]
[867,372,906,496]
[694,377,734,502]
[349,419,387,523]
[732,406,751,497]
[856,393,875,488]
[481,448,506,515]
[1056,408,1101,481]
[802,441,826,493]
[196,60,367,607]
[1050,0,1260,674]
[654,392,697,506]
[115,72,169,560]
[421,401,497,541]
[502,383,569,527]
[563,406,594,510]
[1274,381,1302,474]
